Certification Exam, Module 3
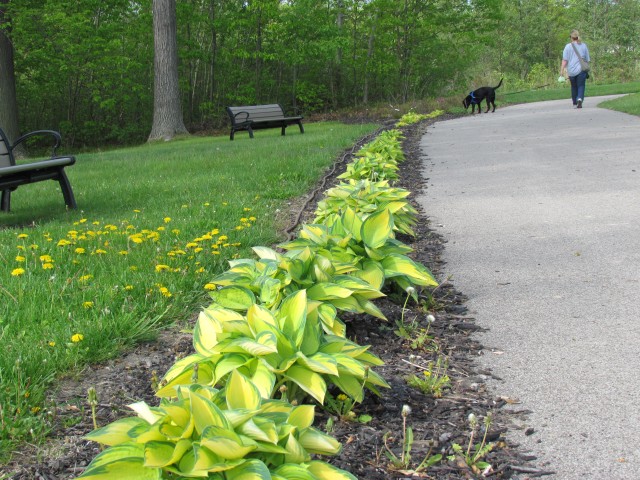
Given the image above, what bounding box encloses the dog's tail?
[494,78,503,90]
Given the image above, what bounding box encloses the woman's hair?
[571,30,581,42]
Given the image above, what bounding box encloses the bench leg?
[1,189,10,212]
[57,169,77,209]
[230,129,235,141]
[247,127,254,139]
[298,121,305,134]
[281,126,286,136]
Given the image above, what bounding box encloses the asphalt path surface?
[418,96,640,479]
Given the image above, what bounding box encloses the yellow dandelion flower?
[235,226,244,231]
[11,268,25,276]
[167,252,176,257]
[48,341,56,347]
[125,285,134,291]
[186,242,198,249]
[249,216,256,221]
[130,235,143,244]
[29,244,39,250]
[42,263,54,270]
[210,229,220,235]
[204,283,215,290]
[79,275,93,282]
[126,225,135,230]
[31,407,41,414]
[203,202,210,206]
[92,221,100,225]
[164,217,171,223]
[157,226,165,231]
[67,230,78,237]
[75,247,86,254]
[16,245,25,251]
[94,249,107,255]
[201,234,212,240]
[83,301,94,309]
[159,287,172,298]
[17,233,29,239]
[119,250,128,255]
[15,255,26,262]
[57,239,71,247]
[219,235,228,242]
[337,394,348,401]
[133,209,141,213]
[39,255,53,263]
[243,207,252,212]
[174,249,186,255]
[196,267,205,273]
[105,225,118,231]
[71,333,84,342]
[129,266,138,271]
[240,217,248,222]
[212,251,220,255]
[155,264,171,272]
[423,371,432,377]
[171,229,180,235]
[194,247,203,253]
[79,218,87,224]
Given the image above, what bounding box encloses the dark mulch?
[1,119,549,480]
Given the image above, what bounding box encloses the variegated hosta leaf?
[307,460,358,480]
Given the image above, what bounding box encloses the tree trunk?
[0,0,22,155]
[148,0,188,141]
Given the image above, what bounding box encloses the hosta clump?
[207,245,386,325]
[338,151,400,182]
[314,179,418,237]
[356,129,405,165]
[289,209,437,295]
[157,290,389,404]
[79,371,355,479]
[396,109,444,127]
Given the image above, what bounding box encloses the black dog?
[463,78,503,114]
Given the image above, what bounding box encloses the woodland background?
[1,0,639,148]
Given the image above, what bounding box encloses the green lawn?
[0,122,377,457]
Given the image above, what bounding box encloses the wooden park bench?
[226,104,304,140]
[0,128,77,212]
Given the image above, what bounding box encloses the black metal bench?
[226,104,304,141]
[0,128,77,212]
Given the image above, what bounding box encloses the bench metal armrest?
[233,111,250,124]
[12,130,62,157]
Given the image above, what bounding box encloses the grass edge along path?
[0,122,378,460]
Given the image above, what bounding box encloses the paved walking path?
[418,96,640,479]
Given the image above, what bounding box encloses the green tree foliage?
[3,0,639,147]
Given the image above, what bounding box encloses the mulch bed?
[1,119,550,480]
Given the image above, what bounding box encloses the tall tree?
[0,0,21,149]
[149,0,188,141]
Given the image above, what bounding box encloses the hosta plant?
[157,290,389,404]
[338,151,400,182]
[79,371,355,479]
[283,209,438,296]
[396,109,444,127]
[314,179,418,237]
[207,245,386,324]
[355,129,405,165]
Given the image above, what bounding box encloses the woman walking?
[560,30,590,108]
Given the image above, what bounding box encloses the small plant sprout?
[324,369,372,424]
[406,356,451,398]
[450,412,495,474]
[87,387,98,430]
[395,287,419,339]
[383,404,442,473]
